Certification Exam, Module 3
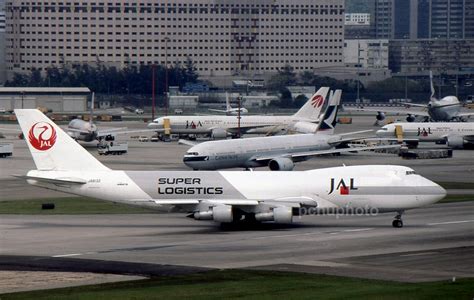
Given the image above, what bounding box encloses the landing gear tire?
[392,219,403,228]
[392,211,404,228]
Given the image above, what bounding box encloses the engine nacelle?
[255,206,293,224]
[268,157,295,171]
[194,205,233,223]
[291,121,319,134]
[446,135,464,149]
[211,128,228,139]
[406,114,415,122]
[376,112,385,121]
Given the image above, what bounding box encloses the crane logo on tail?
[28,122,57,151]
[311,95,324,108]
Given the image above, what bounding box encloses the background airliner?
[14,109,445,228]
[148,87,330,139]
[208,92,248,115]
[376,121,474,149]
[346,71,474,122]
[67,93,153,142]
[183,90,398,171]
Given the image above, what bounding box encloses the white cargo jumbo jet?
[14,109,446,228]
[183,90,399,171]
[376,122,474,149]
[147,87,330,139]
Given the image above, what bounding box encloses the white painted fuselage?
[183,133,335,170]
[25,165,445,214]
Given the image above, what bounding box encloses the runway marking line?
[427,220,474,226]
[52,253,83,258]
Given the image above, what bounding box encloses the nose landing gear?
[392,211,404,228]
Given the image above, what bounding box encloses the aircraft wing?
[96,128,157,137]
[457,112,474,118]
[254,144,400,162]
[66,127,91,134]
[208,109,227,113]
[344,106,430,117]
[178,139,198,147]
[148,196,322,208]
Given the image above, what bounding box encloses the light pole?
[164,37,170,116]
[152,64,156,120]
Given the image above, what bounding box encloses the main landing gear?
[392,211,404,228]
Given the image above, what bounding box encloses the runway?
[1,201,473,283]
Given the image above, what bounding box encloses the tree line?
[5,59,199,96]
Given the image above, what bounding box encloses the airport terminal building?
[4,0,344,79]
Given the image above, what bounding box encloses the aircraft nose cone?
[147,122,158,129]
[375,130,384,137]
[423,181,447,205]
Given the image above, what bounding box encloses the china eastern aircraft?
[14,109,445,228]
[147,87,330,139]
[208,92,248,116]
[183,90,398,171]
[346,71,474,122]
[376,121,474,149]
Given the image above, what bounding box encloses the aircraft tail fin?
[14,109,109,171]
[293,87,330,120]
[225,92,231,111]
[429,71,436,100]
[317,89,341,135]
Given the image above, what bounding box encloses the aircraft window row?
[406,171,416,175]
[186,152,199,156]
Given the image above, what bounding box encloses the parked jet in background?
[208,93,248,115]
[148,87,330,139]
[346,71,474,122]
[183,90,398,171]
[67,93,152,142]
[376,121,474,149]
[14,108,446,228]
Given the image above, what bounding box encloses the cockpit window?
[406,171,416,175]
[186,152,199,156]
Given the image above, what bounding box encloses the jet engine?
[406,114,415,122]
[291,121,319,134]
[376,112,385,121]
[446,135,465,149]
[255,206,293,223]
[268,157,295,171]
[211,128,228,140]
[193,205,233,223]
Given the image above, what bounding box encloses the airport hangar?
[0,87,90,112]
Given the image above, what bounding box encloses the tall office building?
[374,0,474,39]
[5,0,344,80]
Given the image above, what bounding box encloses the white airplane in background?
[14,108,445,228]
[183,90,398,171]
[67,93,152,142]
[208,92,248,116]
[347,71,474,122]
[148,87,330,139]
[376,122,474,149]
